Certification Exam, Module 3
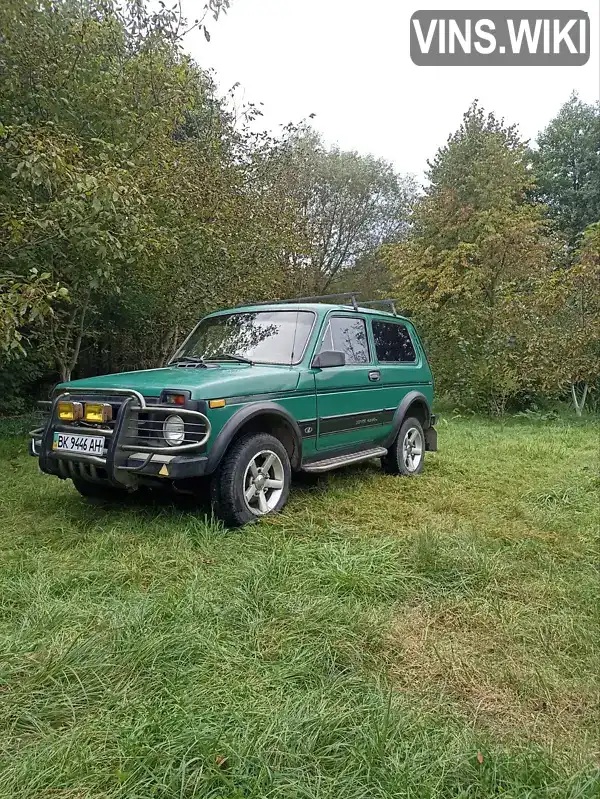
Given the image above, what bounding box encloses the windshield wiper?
[206,352,254,365]
[170,355,207,367]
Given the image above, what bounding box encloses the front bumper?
[124,451,209,480]
[30,388,211,489]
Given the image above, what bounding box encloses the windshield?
[177,310,315,365]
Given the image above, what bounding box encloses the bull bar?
[30,387,212,488]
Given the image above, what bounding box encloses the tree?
[532,92,600,249]
[269,129,415,294]
[0,0,198,379]
[329,250,397,299]
[0,0,335,387]
[0,0,416,394]
[0,0,236,380]
[555,222,600,414]
[89,102,313,374]
[383,102,560,413]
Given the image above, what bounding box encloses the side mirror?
[311,350,346,369]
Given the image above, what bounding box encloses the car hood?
[58,363,301,401]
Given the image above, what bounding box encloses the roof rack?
[359,298,400,316]
[252,293,404,316]
[254,292,361,310]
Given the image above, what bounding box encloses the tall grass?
[0,415,598,798]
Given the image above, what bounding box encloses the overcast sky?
[182,0,600,178]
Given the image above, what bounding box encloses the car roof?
[206,303,411,322]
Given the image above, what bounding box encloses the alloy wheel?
[243,449,285,516]
[402,427,423,473]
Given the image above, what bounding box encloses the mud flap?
[425,427,437,452]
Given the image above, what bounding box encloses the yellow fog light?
[57,401,83,421]
[84,402,112,423]
[208,399,226,409]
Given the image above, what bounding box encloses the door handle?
[368,370,380,382]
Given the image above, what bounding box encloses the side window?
[372,321,417,363]
[318,316,370,364]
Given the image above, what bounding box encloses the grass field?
[0,414,598,798]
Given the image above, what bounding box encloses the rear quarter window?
[372,320,417,363]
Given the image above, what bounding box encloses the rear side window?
[318,316,370,364]
[372,321,417,363]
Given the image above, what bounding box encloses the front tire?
[382,417,425,476]
[210,433,291,527]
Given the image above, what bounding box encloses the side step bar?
[302,447,388,474]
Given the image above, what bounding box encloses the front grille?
[127,411,208,449]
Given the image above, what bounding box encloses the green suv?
[30,295,437,526]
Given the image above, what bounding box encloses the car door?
[314,314,389,452]
[370,318,432,438]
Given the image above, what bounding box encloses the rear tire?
[382,417,425,476]
[210,432,291,527]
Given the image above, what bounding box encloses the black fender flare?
[205,402,304,473]
[383,391,432,449]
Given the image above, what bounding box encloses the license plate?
[52,432,105,455]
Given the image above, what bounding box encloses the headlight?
[163,414,185,446]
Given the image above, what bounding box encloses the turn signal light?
[84,402,112,423]
[57,401,83,422]
[209,399,226,409]
[166,393,186,405]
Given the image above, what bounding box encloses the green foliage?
[1,0,409,390]
[532,92,600,249]
[0,2,597,414]
[0,0,200,379]
[519,222,600,398]
[0,269,67,356]
[268,128,415,293]
[0,348,54,416]
[383,103,561,413]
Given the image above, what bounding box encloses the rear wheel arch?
[405,398,430,428]
[384,391,432,448]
